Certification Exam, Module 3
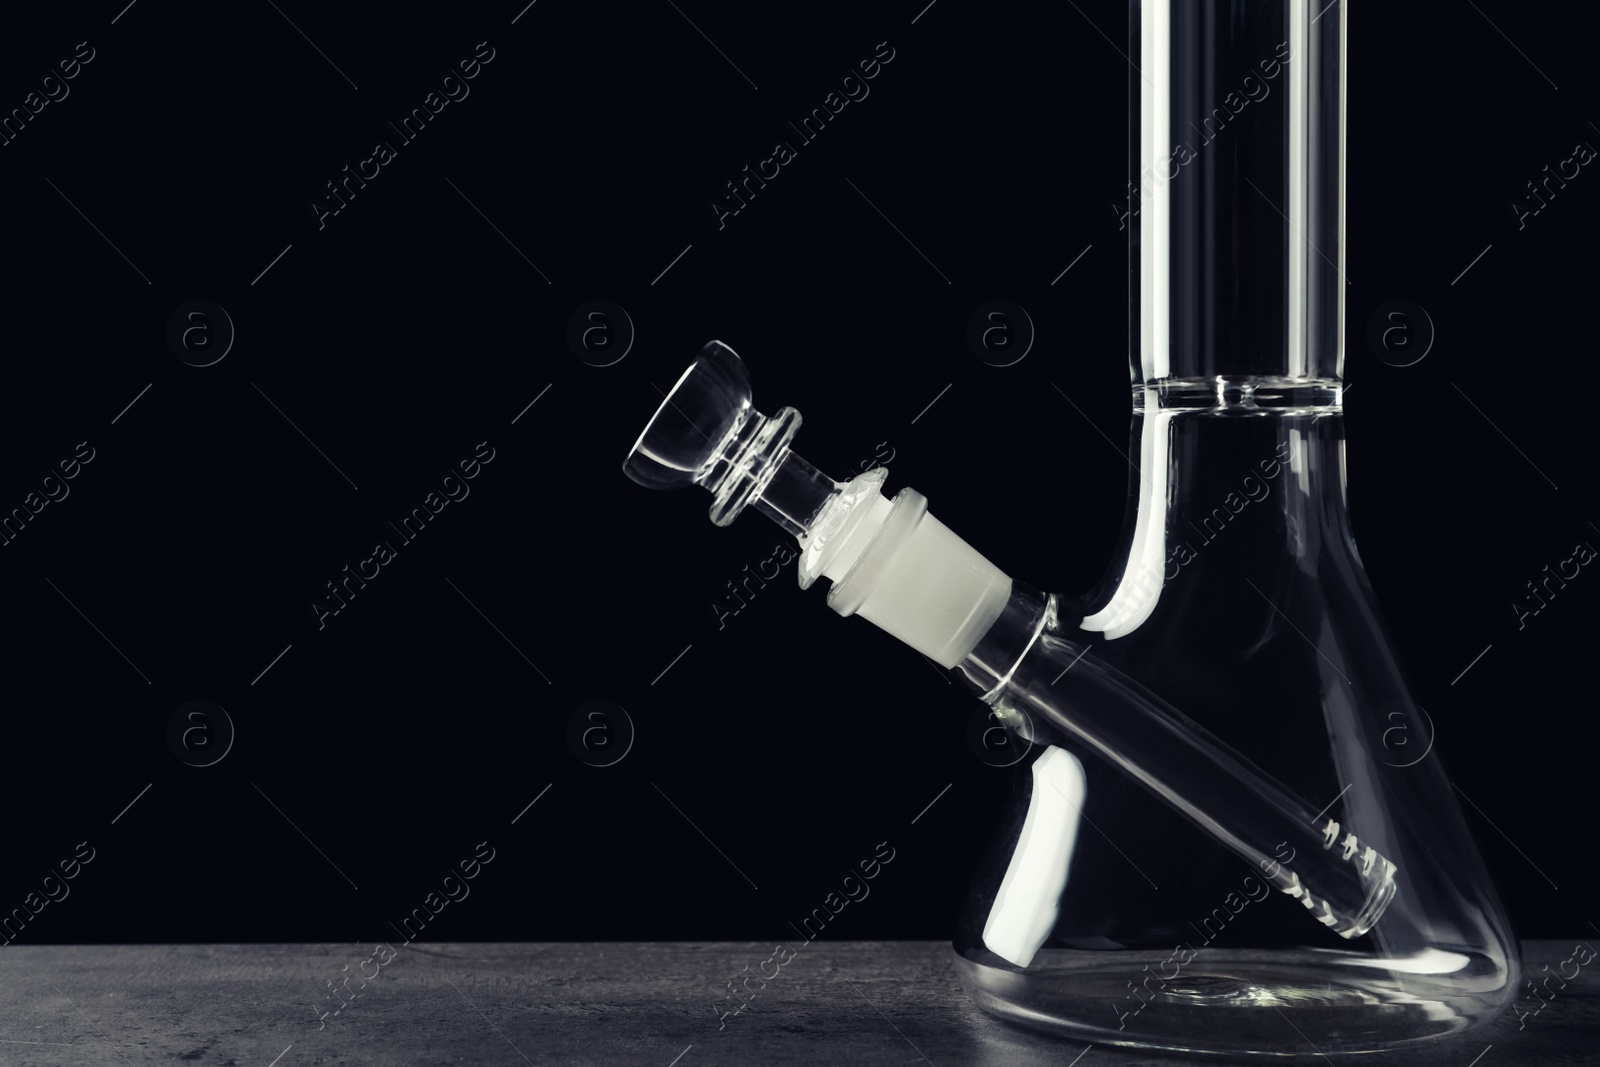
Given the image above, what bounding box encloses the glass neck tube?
[751,448,842,541]
[1130,0,1345,386]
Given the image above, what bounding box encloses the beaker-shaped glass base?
[952,401,1519,1055]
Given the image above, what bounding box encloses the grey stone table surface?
[0,941,1592,1066]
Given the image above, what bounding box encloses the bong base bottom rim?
[953,945,1510,1056]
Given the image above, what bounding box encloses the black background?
[1,0,1596,948]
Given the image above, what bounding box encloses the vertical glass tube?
[1129,0,1344,387]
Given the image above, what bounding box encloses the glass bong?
[621,0,1518,1054]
